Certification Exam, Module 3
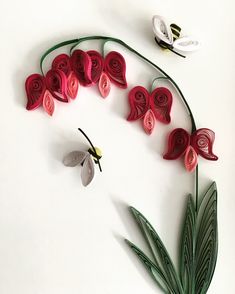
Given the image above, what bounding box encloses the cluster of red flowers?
[25,50,218,171]
[25,50,127,116]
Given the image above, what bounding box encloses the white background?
[0,0,234,293]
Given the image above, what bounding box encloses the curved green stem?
[39,35,199,207]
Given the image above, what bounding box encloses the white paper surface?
[0,0,235,293]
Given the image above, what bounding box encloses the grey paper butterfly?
[63,151,95,186]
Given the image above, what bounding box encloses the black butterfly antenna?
[78,128,102,172]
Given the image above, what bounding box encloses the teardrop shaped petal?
[67,71,79,99]
[104,51,127,88]
[150,87,173,123]
[45,69,68,102]
[127,86,150,121]
[70,49,93,86]
[184,146,198,172]
[25,73,46,110]
[163,128,190,160]
[63,151,88,167]
[143,109,155,135]
[174,36,200,52]
[152,15,173,45]
[81,155,95,186]
[191,128,218,161]
[87,50,104,83]
[98,72,111,98]
[52,54,71,76]
[42,90,54,116]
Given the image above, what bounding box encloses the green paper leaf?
[129,207,184,294]
[125,239,171,293]
[180,194,196,293]
[195,182,218,294]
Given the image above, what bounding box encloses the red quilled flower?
[127,85,172,134]
[163,128,218,171]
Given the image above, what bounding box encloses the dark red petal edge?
[104,51,127,88]
[52,54,71,77]
[25,73,46,110]
[45,69,68,102]
[70,50,93,86]
[163,128,190,160]
[87,50,104,83]
[150,87,173,124]
[191,128,218,161]
[127,86,150,121]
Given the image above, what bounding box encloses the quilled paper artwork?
[25,49,127,115]
[63,128,102,187]
[25,35,218,293]
[127,85,173,134]
[152,15,200,57]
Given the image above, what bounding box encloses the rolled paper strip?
[81,155,95,186]
[150,87,172,124]
[87,50,104,83]
[42,90,55,116]
[63,151,88,167]
[163,128,190,160]
[184,145,198,172]
[152,15,173,45]
[174,36,200,52]
[70,49,92,86]
[104,51,127,88]
[98,72,111,98]
[143,109,155,135]
[191,128,218,161]
[127,86,149,121]
[25,73,46,110]
[67,71,79,99]
[45,69,68,102]
[52,54,71,77]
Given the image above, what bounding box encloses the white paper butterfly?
[63,129,102,187]
[152,15,200,57]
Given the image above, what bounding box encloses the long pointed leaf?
[195,182,218,294]
[130,207,184,294]
[180,194,196,294]
[125,239,172,293]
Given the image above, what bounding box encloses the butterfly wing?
[173,36,200,52]
[127,86,150,121]
[81,155,95,186]
[63,151,88,167]
[152,15,173,45]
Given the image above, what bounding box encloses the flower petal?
[127,86,150,121]
[45,69,68,102]
[67,71,79,99]
[150,87,172,123]
[52,54,71,77]
[191,128,218,161]
[81,155,95,186]
[143,109,155,135]
[63,151,88,167]
[87,50,104,83]
[25,73,46,110]
[163,128,190,160]
[70,49,92,86]
[98,72,111,98]
[184,145,198,172]
[104,51,127,88]
[42,90,54,116]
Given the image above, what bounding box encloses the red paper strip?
[25,73,46,110]
[70,50,92,86]
[104,51,127,88]
[67,72,79,99]
[150,87,172,123]
[45,69,68,102]
[87,50,104,83]
[98,72,111,98]
[127,86,149,121]
[43,90,55,116]
[52,54,71,77]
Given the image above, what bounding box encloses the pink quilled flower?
[163,128,218,172]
